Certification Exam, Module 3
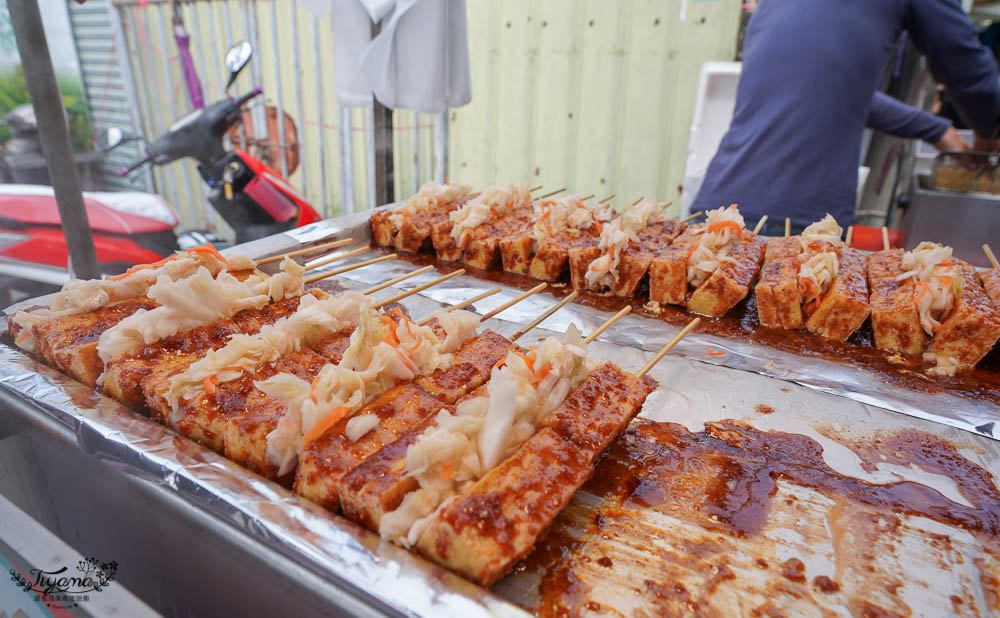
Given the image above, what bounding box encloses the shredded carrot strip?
[445,176,450,185]
[707,221,743,236]
[106,254,178,280]
[302,406,350,446]
[440,463,455,480]
[186,243,230,267]
[594,221,603,234]
[914,281,930,305]
[396,348,416,372]
[535,363,553,381]
[15,330,30,345]
[380,315,400,346]
[686,245,698,259]
[493,357,507,370]
[539,209,551,224]
[514,350,536,374]
[203,375,217,396]
[706,348,726,357]
[939,276,953,288]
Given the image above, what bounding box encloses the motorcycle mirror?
[100,127,125,152]
[224,41,253,91]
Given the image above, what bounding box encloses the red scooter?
[0,42,322,305]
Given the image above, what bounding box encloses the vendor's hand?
[933,126,971,153]
[974,135,1000,153]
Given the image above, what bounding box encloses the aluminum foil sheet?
[1,211,997,616]
[284,213,1000,441]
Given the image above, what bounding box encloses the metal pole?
[339,106,355,214]
[370,20,393,206]
[268,0,289,178]
[8,0,99,279]
[433,110,449,185]
[412,109,420,194]
[312,15,329,217]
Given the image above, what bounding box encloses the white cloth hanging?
[329,0,471,113]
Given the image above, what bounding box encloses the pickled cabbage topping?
[261,309,481,474]
[96,258,305,363]
[449,184,532,248]
[531,196,613,249]
[896,242,961,336]
[585,198,669,288]
[797,251,839,315]
[799,214,843,251]
[686,205,746,288]
[163,292,373,422]
[380,326,593,547]
[388,180,472,230]
[923,352,960,377]
[11,245,256,351]
[345,414,379,442]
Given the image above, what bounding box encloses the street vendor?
[691,0,1000,235]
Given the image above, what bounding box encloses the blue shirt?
[691,0,1000,230]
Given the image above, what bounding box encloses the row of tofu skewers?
[6,240,699,586]
[372,181,1000,376]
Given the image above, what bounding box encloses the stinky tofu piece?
[415,428,590,587]
[929,263,1000,368]
[539,362,657,463]
[413,329,519,404]
[527,230,600,281]
[395,199,467,253]
[463,206,535,269]
[867,249,905,283]
[764,236,803,261]
[567,245,601,290]
[648,244,694,307]
[222,348,330,477]
[607,220,683,297]
[980,268,1000,310]
[869,277,925,357]
[430,220,464,261]
[499,234,536,275]
[687,235,767,317]
[805,248,871,341]
[230,290,325,333]
[338,413,439,532]
[103,319,243,409]
[370,209,396,247]
[293,383,446,511]
[755,257,804,329]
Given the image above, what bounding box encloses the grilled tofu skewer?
[358,315,699,587]
[370,181,474,250]
[755,215,870,340]
[295,285,557,509]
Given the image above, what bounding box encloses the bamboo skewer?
[256,238,354,266]
[512,292,579,341]
[579,194,596,201]
[537,187,567,199]
[881,226,890,251]
[530,185,544,193]
[598,194,615,203]
[479,283,548,322]
[304,247,369,271]
[784,218,791,237]
[752,215,768,235]
[583,306,632,345]
[636,317,702,377]
[416,287,502,326]
[983,244,999,269]
[845,226,854,246]
[680,210,705,224]
[630,196,644,206]
[362,265,434,295]
[304,253,397,284]
[374,269,466,309]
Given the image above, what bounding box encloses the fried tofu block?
[141,319,243,424]
[687,235,767,317]
[607,221,683,297]
[499,235,535,275]
[32,297,159,387]
[395,204,457,253]
[567,245,601,290]
[463,206,535,270]
[222,348,330,477]
[929,264,1000,368]
[294,383,446,511]
[805,248,871,341]
[764,236,803,261]
[867,249,905,283]
[414,329,518,404]
[338,413,439,531]
[980,268,1000,310]
[103,319,243,409]
[755,257,804,329]
[431,221,463,261]
[415,428,591,587]
[648,245,692,306]
[230,291,321,333]
[539,362,657,463]
[869,277,925,357]
[370,209,396,247]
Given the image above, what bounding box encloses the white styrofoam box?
[680,62,743,217]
